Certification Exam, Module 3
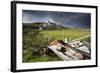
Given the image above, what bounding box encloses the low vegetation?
[23,23,90,63]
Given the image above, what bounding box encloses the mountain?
[23,21,69,30]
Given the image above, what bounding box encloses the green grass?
[40,29,90,41]
[28,55,62,62]
[23,29,90,63]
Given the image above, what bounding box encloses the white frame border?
[16,3,97,70]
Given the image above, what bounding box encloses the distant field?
[40,29,90,41]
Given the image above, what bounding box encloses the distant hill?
[23,21,69,30]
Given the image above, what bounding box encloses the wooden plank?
[62,43,91,59]
[48,46,73,61]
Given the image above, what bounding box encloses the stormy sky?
[22,10,91,28]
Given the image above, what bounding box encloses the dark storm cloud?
[22,10,91,28]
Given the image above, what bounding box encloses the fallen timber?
[61,43,91,59]
[48,46,73,61]
[48,40,90,61]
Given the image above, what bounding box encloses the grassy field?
[40,29,90,41]
[23,29,90,63]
